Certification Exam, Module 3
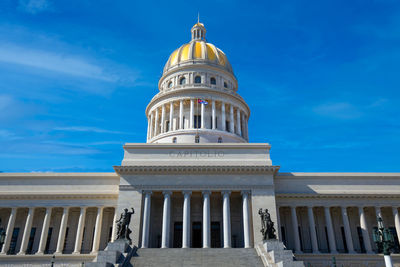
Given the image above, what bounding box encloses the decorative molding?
[114,165,279,175]
[276,193,400,199]
[0,193,118,200]
[119,184,272,191]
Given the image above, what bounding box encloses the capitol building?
[0,22,399,267]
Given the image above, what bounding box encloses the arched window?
[195,135,200,143]
[180,77,186,85]
[195,76,201,84]
[168,81,173,88]
[223,82,228,88]
[172,137,177,143]
[218,137,223,143]
[210,77,216,85]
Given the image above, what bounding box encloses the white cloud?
[18,0,52,14]
[53,126,125,134]
[313,102,363,120]
[0,44,136,83]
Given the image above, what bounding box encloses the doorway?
[192,222,202,248]
[211,222,221,248]
[173,222,183,248]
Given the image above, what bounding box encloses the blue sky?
[0,0,399,172]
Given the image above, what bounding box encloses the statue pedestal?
[256,240,304,267]
[86,239,137,267]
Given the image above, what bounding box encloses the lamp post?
[0,219,6,252]
[372,216,395,267]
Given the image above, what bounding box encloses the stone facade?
[0,22,399,267]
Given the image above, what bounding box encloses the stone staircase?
[255,241,304,267]
[130,248,264,267]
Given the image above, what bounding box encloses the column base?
[312,250,321,254]
[35,252,44,255]
[72,251,81,255]
[16,252,26,256]
[348,250,357,254]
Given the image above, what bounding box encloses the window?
[210,77,216,85]
[168,81,173,88]
[224,82,228,88]
[218,137,222,143]
[166,121,170,132]
[172,137,177,143]
[45,227,53,254]
[63,227,69,253]
[26,227,36,254]
[8,228,20,255]
[195,76,201,83]
[180,77,186,85]
[194,115,201,129]
[225,121,230,132]
[195,135,200,143]
[182,116,185,129]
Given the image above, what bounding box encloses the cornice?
[0,172,118,178]
[120,184,272,191]
[276,193,400,199]
[0,193,118,200]
[114,165,279,175]
[123,143,271,149]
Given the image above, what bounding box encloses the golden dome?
[163,23,233,74]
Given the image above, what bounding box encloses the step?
[131,248,264,267]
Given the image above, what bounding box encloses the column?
[111,208,118,242]
[201,101,205,128]
[73,207,87,254]
[221,102,226,131]
[212,100,216,129]
[236,109,242,136]
[190,99,194,128]
[37,207,52,255]
[56,207,69,254]
[169,102,174,131]
[161,104,165,133]
[182,191,192,248]
[1,208,17,254]
[161,191,172,248]
[154,108,159,136]
[146,116,150,141]
[290,206,302,253]
[341,206,355,253]
[141,191,152,248]
[202,191,211,248]
[359,207,373,253]
[276,207,282,240]
[18,207,35,255]
[324,207,337,253]
[242,191,251,248]
[222,191,231,248]
[149,112,154,139]
[392,207,400,250]
[91,207,104,253]
[229,105,234,133]
[179,100,183,129]
[307,206,319,253]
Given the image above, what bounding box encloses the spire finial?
[197,12,200,24]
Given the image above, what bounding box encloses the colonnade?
[147,99,248,141]
[140,190,252,249]
[279,205,400,254]
[0,206,115,255]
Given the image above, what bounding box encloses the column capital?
[202,190,211,197]
[221,190,231,196]
[182,190,192,196]
[143,190,153,195]
[392,207,399,213]
[241,190,250,196]
[163,190,172,196]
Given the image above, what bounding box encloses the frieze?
[114,165,279,174]
[168,150,224,158]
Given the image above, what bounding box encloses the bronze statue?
[259,208,277,240]
[116,208,135,244]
